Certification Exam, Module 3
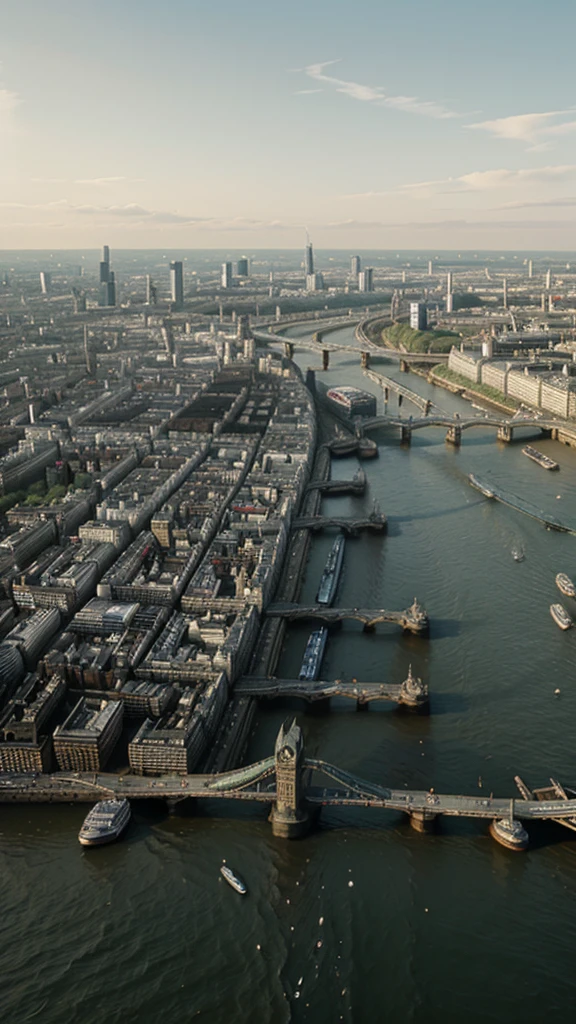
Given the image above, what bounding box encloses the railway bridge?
[1,720,575,847]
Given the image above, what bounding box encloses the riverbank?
[428,366,520,416]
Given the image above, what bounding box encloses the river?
[2,325,576,1023]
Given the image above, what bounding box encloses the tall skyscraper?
[351,255,361,278]
[99,271,116,307]
[145,275,157,305]
[100,245,110,284]
[221,262,233,289]
[305,241,314,276]
[39,272,51,294]
[358,268,373,292]
[410,302,427,331]
[170,261,184,307]
[237,257,250,277]
[446,271,454,312]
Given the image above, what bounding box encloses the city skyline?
[2,0,576,249]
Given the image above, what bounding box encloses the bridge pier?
[356,698,369,711]
[399,359,409,373]
[284,341,294,359]
[361,350,370,368]
[322,348,330,370]
[400,425,412,445]
[166,796,190,815]
[409,809,437,833]
[445,424,462,446]
[497,425,513,443]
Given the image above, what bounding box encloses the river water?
[3,326,576,1023]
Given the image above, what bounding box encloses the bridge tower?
[284,341,294,360]
[361,350,370,368]
[270,718,311,838]
[322,349,330,370]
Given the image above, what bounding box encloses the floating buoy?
[554,688,561,695]
[348,880,354,888]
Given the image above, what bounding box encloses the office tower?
[502,278,508,309]
[358,268,374,292]
[145,275,157,305]
[446,271,453,294]
[445,293,454,313]
[170,261,184,307]
[305,241,314,276]
[410,302,427,331]
[39,272,51,294]
[428,260,433,276]
[72,287,86,313]
[99,271,116,307]
[100,245,110,284]
[546,269,552,290]
[236,314,251,341]
[306,272,324,292]
[221,262,233,289]
[528,259,533,278]
[237,257,250,277]
[84,326,96,376]
[351,255,361,278]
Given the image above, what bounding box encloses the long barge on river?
[522,445,559,471]
[467,474,574,533]
[316,536,345,606]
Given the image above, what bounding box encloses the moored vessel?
[489,817,529,851]
[468,473,494,498]
[522,445,559,471]
[550,603,572,630]
[220,864,247,894]
[316,536,345,606]
[299,627,328,681]
[78,798,131,846]
[325,386,377,418]
[556,573,576,598]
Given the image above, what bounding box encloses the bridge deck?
[236,676,407,703]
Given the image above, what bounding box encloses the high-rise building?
[39,272,51,294]
[528,259,533,279]
[306,272,324,292]
[410,302,427,331]
[99,271,116,307]
[445,293,454,313]
[428,260,433,276]
[221,262,233,289]
[99,245,110,284]
[502,277,508,309]
[170,261,184,307]
[305,241,314,276]
[358,268,374,292]
[145,275,157,306]
[351,255,361,278]
[237,257,250,277]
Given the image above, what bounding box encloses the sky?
[2,0,576,250]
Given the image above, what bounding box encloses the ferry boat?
[489,818,529,851]
[556,573,576,598]
[522,445,559,471]
[299,628,328,681]
[220,865,247,895]
[325,386,377,418]
[316,536,345,606]
[550,603,572,630]
[78,798,131,847]
[468,473,494,498]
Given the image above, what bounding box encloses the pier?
[265,598,429,634]
[1,721,574,846]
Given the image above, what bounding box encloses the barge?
[556,573,576,598]
[468,473,494,498]
[325,386,377,419]
[550,603,572,630]
[522,446,559,471]
[316,536,345,606]
[299,628,328,681]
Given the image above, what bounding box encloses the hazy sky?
[2,0,576,249]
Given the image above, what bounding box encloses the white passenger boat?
[550,603,572,630]
[78,798,131,846]
[220,865,247,894]
[556,573,576,598]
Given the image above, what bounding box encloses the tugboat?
[299,628,328,681]
[522,445,559,471]
[556,573,576,598]
[220,864,247,895]
[316,536,345,606]
[550,603,573,630]
[489,817,529,851]
[78,798,131,846]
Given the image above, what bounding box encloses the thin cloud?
[300,60,459,120]
[344,165,576,199]
[0,86,19,134]
[498,196,576,210]
[466,110,576,148]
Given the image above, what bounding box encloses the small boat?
[489,818,529,851]
[550,603,572,630]
[511,545,524,562]
[78,798,131,846]
[468,473,494,498]
[522,445,559,471]
[556,573,576,598]
[220,865,247,894]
